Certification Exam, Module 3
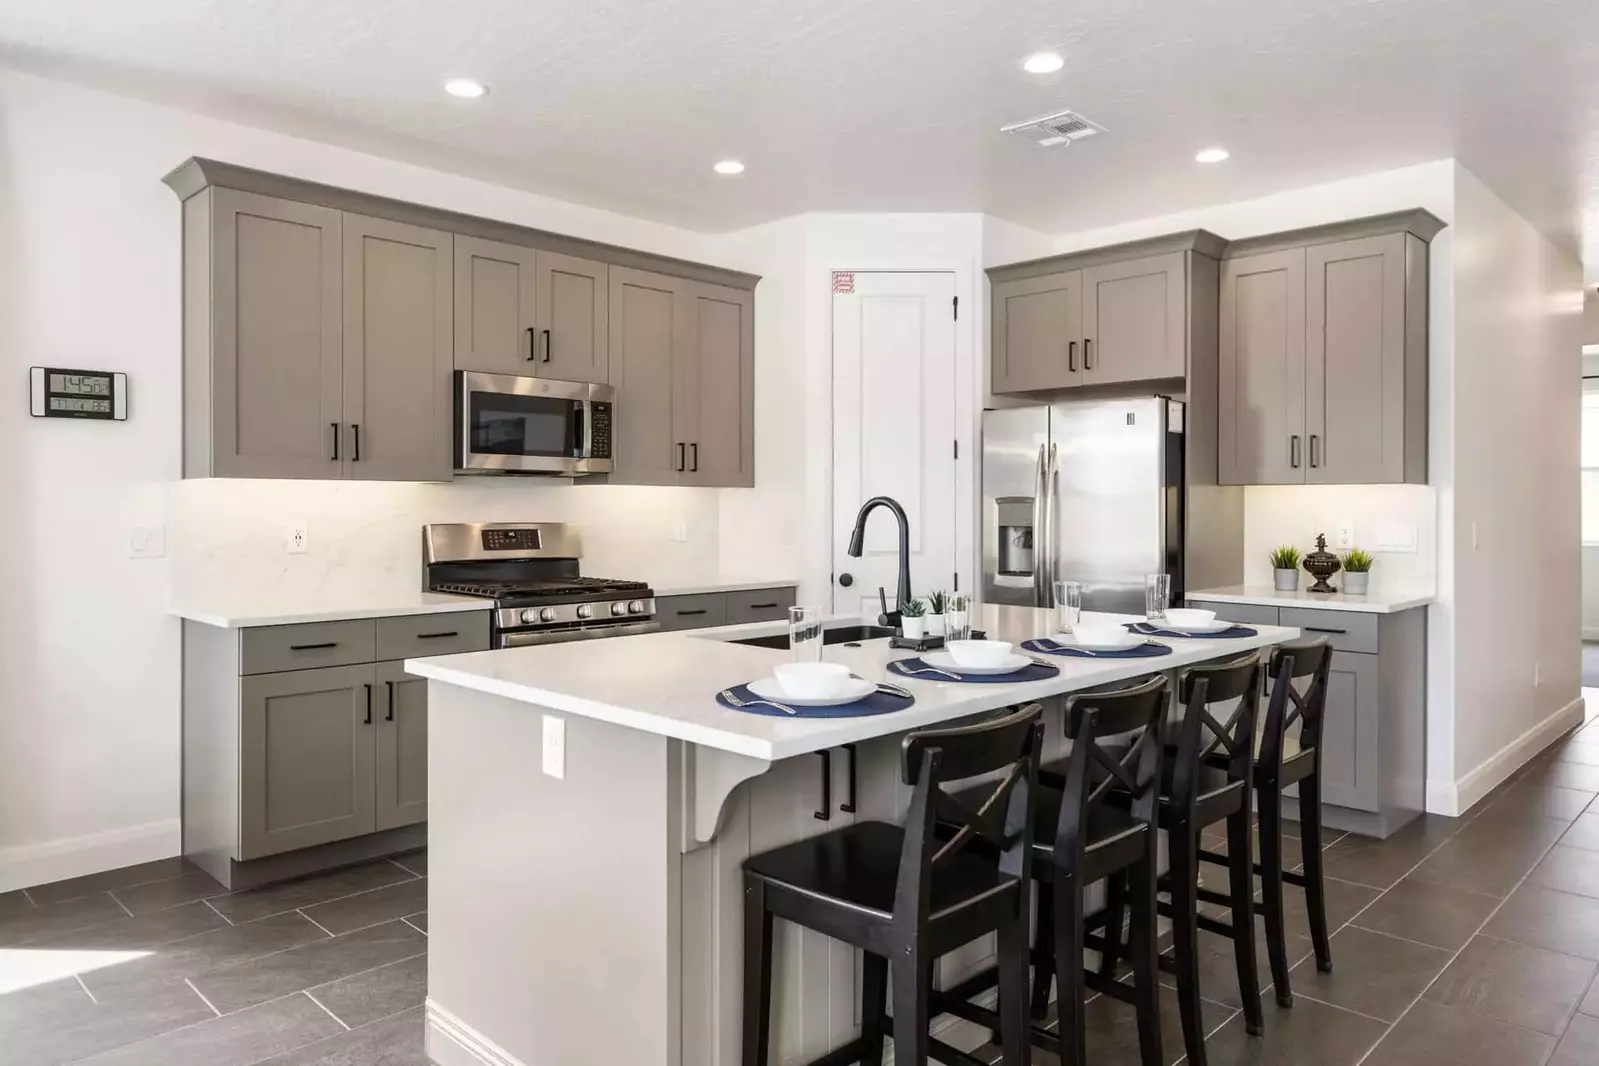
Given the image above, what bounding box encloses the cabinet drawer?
[1187,600,1280,627]
[656,594,728,632]
[375,612,491,661]
[1278,607,1379,654]
[725,587,796,626]
[241,620,377,675]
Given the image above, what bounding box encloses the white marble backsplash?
[170,478,722,603]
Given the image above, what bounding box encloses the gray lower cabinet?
[656,587,796,632]
[376,660,429,831]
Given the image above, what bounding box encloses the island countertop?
[406,604,1300,761]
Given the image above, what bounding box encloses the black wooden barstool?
[741,704,1045,1066]
[935,675,1170,1066]
[1198,637,1335,1008]
[1094,654,1266,1066]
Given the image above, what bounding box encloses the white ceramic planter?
[926,615,947,637]
[1343,571,1370,595]
[900,615,926,640]
[1274,568,1300,592]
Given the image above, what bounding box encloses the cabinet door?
[375,661,428,831]
[342,213,454,481]
[608,267,685,484]
[1314,651,1381,812]
[1081,252,1186,385]
[1305,234,1407,484]
[1218,248,1306,485]
[209,189,343,479]
[678,281,754,487]
[240,664,377,859]
[991,272,1082,393]
[535,251,609,384]
[454,236,538,373]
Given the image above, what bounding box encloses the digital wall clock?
[29,367,128,421]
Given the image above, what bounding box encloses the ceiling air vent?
[1001,109,1106,148]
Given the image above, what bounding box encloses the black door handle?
[351,424,360,462]
[542,328,552,364]
[689,442,698,472]
[1290,435,1301,469]
[676,443,685,472]
[840,743,858,813]
[330,423,339,461]
[363,684,373,725]
[1084,338,1093,369]
[838,573,854,587]
[385,680,395,721]
[526,327,537,362]
[1309,434,1320,468]
[1068,340,1077,372]
[814,751,832,821]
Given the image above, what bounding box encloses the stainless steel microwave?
[454,372,615,476]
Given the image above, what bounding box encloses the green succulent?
[1341,548,1375,573]
[899,597,928,618]
[925,590,948,613]
[1269,545,1302,570]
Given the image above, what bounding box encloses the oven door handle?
[497,620,661,648]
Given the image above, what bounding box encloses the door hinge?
[953,573,959,592]
[952,296,959,320]
[953,440,959,460]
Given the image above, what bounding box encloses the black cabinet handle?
[289,642,338,651]
[385,680,395,721]
[542,328,552,364]
[1304,626,1347,635]
[689,442,698,472]
[330,423,339,461]
[363,684,373,725]
[676,608,708,616]
[416,631,460,640]
[1309,434,1320,468]
[676,442,685,472]
[814,750,832,822]
[1290,435,1301,469]
[1084,338,1093,369]
[749,602,779,609]
[351,424,361,462]
[840,743,858,813]
[526,327,537,362]
[1068,340,1077,372]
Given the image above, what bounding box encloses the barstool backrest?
[895,703,1046,920]
[1260,637,1333,768]
[1055,674,1170,856]
[1170,653,1263,808]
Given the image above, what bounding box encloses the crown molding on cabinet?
[1220,208,1446,260]
[986,228,1229,284]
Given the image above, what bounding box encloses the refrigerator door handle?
[1045,443,1059,596]
[1031,444,1047,606]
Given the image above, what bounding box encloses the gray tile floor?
[9,714,1599,1065]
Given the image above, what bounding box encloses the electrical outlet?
[1336,523,1355,549]
[285,522,309,555]
[542,714,566,779]
[129,525,166,559]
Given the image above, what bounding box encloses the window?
[1583,384,1599,543]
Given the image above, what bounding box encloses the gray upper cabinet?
[609,267,684,485]
[240,664,376,859]
[536,251,610,384]
[193,189,344,479]
[375,660,428,831]
[679,281,755,488]
[342,214,454,482]
[990,272,1082,392]
[1081,252,1187,385]
[454,235,539,374]
[1219,211,1439,486]
[1218,248,1307,485]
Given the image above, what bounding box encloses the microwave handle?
[573,403,585,457]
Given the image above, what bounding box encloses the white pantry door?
[831,271,958,618]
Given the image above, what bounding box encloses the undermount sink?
[726,624,895,651]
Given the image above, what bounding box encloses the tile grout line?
[108,891,135,918]
[224,869,425,927]
[297,909,337,937]
[401,915,427,936]
[185,977,223,1018]
[74,973,99,1005]
[303,989,352,1031]
[204,898,235,926]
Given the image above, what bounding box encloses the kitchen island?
[406,605,1300,1066]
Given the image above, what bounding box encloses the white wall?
[0,67,738,890]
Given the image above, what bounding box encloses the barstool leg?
[1298,774,1334,973]
[1030,889,1055,1021]
[1227,809,1264,1035]
[860,950,888,1064]
[1168,827,1208,1066]
[1052,879,1087,1066]
[742,879,773,1066]
[998,916,1032,1066]
[892,950,932,1066]
[1097,871,1127,980]
[1129,848,1163,1066]
[1257,787,1294,1008]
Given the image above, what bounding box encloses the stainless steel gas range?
[423,522,657,648]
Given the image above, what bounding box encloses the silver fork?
[893,662,960,681]
[850,673,913,699]
[720,688,798,715]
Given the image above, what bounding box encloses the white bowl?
[945,639,1014,669]
[773,662,852,700]
[1163,608,1217,629]
[1069,624,1143,651]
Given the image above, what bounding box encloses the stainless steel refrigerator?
[982,396,1185,615]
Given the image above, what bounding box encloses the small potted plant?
[1341,548,1374,595]
[1270,546,1302,591]
[899,597,928,641]
[925,590,948,637]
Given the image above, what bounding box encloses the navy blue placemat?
[1127,622,1258,639]
[715,683,914,718]
[887,657,1059,684]
[1023,637,1173,659]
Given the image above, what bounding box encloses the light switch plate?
[542,715,566,779]
[1375,523,1418,553]
[129,525,166,559]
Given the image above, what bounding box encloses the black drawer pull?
[814,750,832,822]
[748,602,779,610]
[416,631,460,639]
[676,609,708,616]
[363,684,373,725]
[840,743,858,814]
[289,642,338,651]
[385,680,395,721]
[1304,626,1347,635]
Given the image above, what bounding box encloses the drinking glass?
[1144,573,1172,624]
[945,592,972,642]
[789,606,824,662]
[1053,580,1084,634]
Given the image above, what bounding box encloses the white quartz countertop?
[650,576,800,597]
[406,604,1301,761]
[1188,585,1435,614]
[173,593,492,629]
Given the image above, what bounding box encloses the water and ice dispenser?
[995,497,1034,577]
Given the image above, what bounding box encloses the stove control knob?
[628,600,644,614]
[520,609,540,625]
[540,607,558,623]
[611,602,628,617]
[576,604,594,620]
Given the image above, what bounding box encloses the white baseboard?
[0,818,180,895]
[1427,695,1586,817]
[1582,627,1599,641]
[426,1000,528,1066]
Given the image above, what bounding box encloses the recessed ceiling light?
[1022,52,1065,74]
[443,78,487,99]
[1195,146,1230,163]
[713,160,745,175]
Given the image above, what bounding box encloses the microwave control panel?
[590,402,612,459]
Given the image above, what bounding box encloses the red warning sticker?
[832,271,855,294]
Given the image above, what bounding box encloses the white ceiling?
[3,0,1598,275]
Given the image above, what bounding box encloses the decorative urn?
[1303,533,1342,594]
